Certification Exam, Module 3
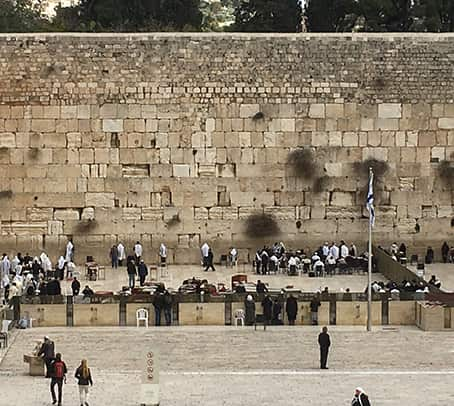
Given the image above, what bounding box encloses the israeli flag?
[366,170,375,226]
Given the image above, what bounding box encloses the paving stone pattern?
[1,326,454,405]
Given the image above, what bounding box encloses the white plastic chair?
[234,309,245,326]
[136,308,149,328]
[0,320,12,348]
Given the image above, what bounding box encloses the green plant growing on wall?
[0,190,13,199]
[74,219,98,233]
[438,160,454,188]
[287,148,317,180]
[244,212,280,238]
[313,175,330,193]
[165,214,181,227]
[354,158,389,181]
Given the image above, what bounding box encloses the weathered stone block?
[102,119,123,132]
[378,103,402,118]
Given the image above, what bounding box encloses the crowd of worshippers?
[0,239,76,305]
[253,241,370,276]
[389,241,454,265]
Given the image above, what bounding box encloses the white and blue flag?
[366,170,375,227]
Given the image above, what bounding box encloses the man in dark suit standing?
[318,326,331,369]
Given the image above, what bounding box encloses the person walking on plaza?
[110,244,118,269]
[286,294,298,325]
[38,336,55,378]
[262,294,273,326]
[310,294,321,325]
[318,326,331,369]
[134,241,143,263]
[127,259,137,289]
[204,248,216,272]
[138,259,148,286]
[352,387,371,406]
[50,353,67,406]
[153,291,165,326]
[75,359,93,406]
[117,242,126,266]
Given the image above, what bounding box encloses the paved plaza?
[1,326,454,405]
[63,264,387,294]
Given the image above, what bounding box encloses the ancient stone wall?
[0,33,453,263]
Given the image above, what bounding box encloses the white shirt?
[326,255,336,265]
[58,256,66,270]
[1,256,10,274]
[160,244,167,258]
[322,245,330,257]
[311,254,320,263]
[134,243,143,257]
[288,257,297,266]
[270,255,279,264]
[230,248,237,258]
[330,245,339,260]
[313,259,325,270]
[201,243,210,257]
[117,243,125,260]
[340,245,349,258]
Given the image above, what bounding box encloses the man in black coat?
[285,294,298,325]
[71,277,80,296]
[261,295,273,326]
[38,336,55,378]
[318,326,330,369]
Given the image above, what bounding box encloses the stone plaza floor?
[63,264,387,294]
[1,326,454,405]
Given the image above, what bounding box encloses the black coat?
[318,332,331,348]
[352,393,371,406]
[127,261,137,275]
[286,296,298,320]
[38,341,55,360]
[71,279,81,295]
[244,300,256,325]
[262,296,273,320]
[47,279,61,296]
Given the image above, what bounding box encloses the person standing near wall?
[310,294,321,325]
[138,259,148,286]
[117,242,125,266]
[127,259,136,289]
[75,359,93,406]
[110,244,118,269]
[159,243,167,266]
[65,238,74,263]
[286,294,298,325]
[318,326,330,369]
[134,241,143,263]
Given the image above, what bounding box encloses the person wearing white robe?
[134,241,143,261]
[159,243,167,265]
[201,243,210,267]
[117,242,125,266]
[65,239,74,262]
[57,256,66,280]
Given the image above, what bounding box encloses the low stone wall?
[16,295,420,327]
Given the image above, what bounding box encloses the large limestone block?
[86,192,115,207]
[0,132,15,147]
[330,192,355,206]
[173,164,191,177]
[378,103,402,118]
[102,119,123,132]
[309,104,325,118]
[239,104,260,118]
[438,118,454,129]
[54,209,80,221]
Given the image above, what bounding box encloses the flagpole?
[367,167,373,332]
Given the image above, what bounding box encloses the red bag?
[53,361,65,379]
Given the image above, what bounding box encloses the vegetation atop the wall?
[74,219,98,233]
[439,160,454,188]
[245,212,280,238]
[287,148,317,180]
[313,175,330,193]
[354,158,389,181]
[165,214,181,227]
[0,190,13,199]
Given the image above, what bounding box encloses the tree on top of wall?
[0,0,51,32]
[304,0,359,32]
[232,0,302,32]
[54,0,203,32]
[410,0,454,32]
